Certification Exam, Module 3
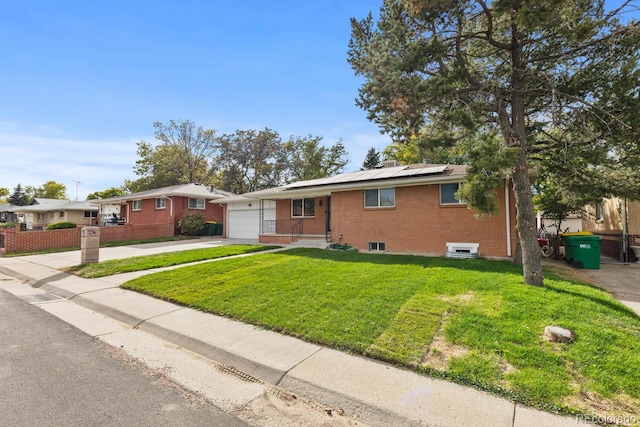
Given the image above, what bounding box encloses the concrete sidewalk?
[0,239,576,426]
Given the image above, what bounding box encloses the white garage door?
[227,209,260,239]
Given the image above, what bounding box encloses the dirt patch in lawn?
[420,310,469,371]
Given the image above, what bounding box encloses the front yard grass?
[67,245,280,278]
[121,248,640,418]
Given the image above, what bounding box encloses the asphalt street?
[0,288,248,427]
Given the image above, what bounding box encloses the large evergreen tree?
[349,0,639,285]
[8,184,30,206]
[361,147,381,169]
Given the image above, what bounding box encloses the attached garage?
[218,197,275,239]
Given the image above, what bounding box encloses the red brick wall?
[3,226,81,253]
[124,197,224,228]
[329,183,517,257]
[275,197,328,235]
[1,223,175,254]
[98,223,175,243]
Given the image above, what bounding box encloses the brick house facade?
[247,164,518,258]
[92,183,232,233]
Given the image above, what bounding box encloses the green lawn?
[121,248,640,417]
[67,244,280,278]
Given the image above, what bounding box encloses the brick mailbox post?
[81,226,100,264]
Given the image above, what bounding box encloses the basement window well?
[368,242,386,252]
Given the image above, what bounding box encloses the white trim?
[505,177,512,257]
[439,182,464,205]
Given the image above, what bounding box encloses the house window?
[155,198,166,209]
[188,198,205,209]
[49,212,55,219]
[440,183,463,205]
[368,242,386,252]
[292,198,315,217]
[59,211,65,218]
[83,211,97,218]
[132,200,142,211]
[364,188,395,208]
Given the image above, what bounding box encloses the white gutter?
[505,177,512,257]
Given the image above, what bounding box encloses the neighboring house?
[215,195,276,239]
[9,198,98,229]
[582,197,640,262]
[536,211,582,234]
[0,204,20,223]
[91,183,233,232]
[243,164,518,258]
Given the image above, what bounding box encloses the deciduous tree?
[214,128,284,193]
[128,120,217,192]
[281,135,349,181]
[86,187,128,200]
[26,181,68,200]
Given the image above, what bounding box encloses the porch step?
[292,238,329,249]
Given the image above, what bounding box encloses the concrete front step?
[291,238,329,249]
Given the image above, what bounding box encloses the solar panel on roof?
[284,165,448,190]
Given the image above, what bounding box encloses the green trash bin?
[215,222,223,236]
[205,221,217,236]
[562,234,601,269]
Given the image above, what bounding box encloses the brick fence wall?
[0,222,175,254]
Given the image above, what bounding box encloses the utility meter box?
[81,226,100,264]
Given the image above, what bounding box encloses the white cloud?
[0,132,139,200]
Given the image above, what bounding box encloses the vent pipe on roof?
[382,159,401,168]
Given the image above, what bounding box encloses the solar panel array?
[285,165,448,189]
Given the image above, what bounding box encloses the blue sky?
[1,1,636,200]
[1,1,389,200]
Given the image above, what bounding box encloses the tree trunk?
[507,15,544,286]
[512,150,544,286]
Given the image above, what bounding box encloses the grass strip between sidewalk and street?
[121,248,640,419]
[66,244,281,278]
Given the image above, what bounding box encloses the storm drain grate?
[18,293,64,303]
[213,363,263,384]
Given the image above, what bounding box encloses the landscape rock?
[543,326,576,344]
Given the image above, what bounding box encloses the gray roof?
[32,198,69,206]
[0,204,20,212]
[90,183,234,204]
[11,200,98,213]
[244,164,467,199]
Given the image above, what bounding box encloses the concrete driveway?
[546,258,640,316]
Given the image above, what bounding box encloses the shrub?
[179,212,205,236]
[0,221,17,230]
[46,222,77,230]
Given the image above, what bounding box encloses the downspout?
[162,195,174,220]
[505,177,512,257]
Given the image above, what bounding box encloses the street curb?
[0,265,420,426]
[279,371,418,426]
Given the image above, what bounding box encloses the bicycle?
[538,223,556,258]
